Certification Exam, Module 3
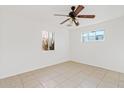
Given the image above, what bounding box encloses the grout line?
[37,79,45,88]
[18,76,24,88]
[55,66,96,88]
[54,70,83,88]
[96,70,107,88]
[117,73,121,88]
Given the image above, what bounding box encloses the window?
[42,31,55,51]
[81,29,105,43]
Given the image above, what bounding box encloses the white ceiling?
[1,5,124,29]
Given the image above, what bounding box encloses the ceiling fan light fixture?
[67,19,73,26]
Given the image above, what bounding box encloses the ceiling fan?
[54,5,95,26]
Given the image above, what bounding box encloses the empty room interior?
[0,5,124,88]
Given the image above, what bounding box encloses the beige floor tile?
[118,81,124,88]
[91,71,106,80]
[53,73,73,84]
[22,79,43,88]
[34,72,60,83]
[78,82,97,88]
[40,79,58,88]
[99,71,119,85]
[56,72,86,88]
[100,78,118,86]
[106,71,120,79]
[119,73,124,81]
[78,77,101,88]
[97,82,118,88]
[80,67,95,76]
[0,76,23,88]
[19,71,34,79]
[56,79,79,88]
[0,79,10,88]
[74,72,90,81]
[0,61,123,88]
[97,71,119,88]
[53,76,67,84]
[21,75,36,83]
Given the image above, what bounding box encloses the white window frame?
[81,29,105,43]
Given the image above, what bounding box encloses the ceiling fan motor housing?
[69,12,76,18]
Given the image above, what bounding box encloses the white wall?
[0,13,4,72]
[0,10,69,79]
[0,33,1,64]
[1,6,124,79]
[70,16,124,73]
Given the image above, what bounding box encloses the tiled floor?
[0,61,124,88]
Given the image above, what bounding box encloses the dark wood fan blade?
[74,5,84,16]
[54,14,69,17]
[77,15,95,18]
[60,18,70,24]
